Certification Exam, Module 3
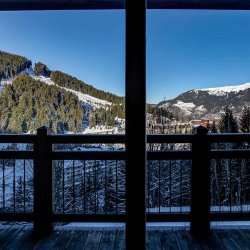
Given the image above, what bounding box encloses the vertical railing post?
[191,125,210,235]
[126,0,146,249]
[34,126,53,235]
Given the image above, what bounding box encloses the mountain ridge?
[158,82,250,120]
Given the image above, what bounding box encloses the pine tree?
[219,107,238,133]
[34,62,51,77]
[240,106,250,133]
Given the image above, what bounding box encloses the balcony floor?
[0,223,250,249]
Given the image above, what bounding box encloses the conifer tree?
[34,62,51,77]
[240,106,250,133]
[218,107,238,133]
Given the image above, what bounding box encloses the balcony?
[1,0,250,249]
[0,126,249,249]
[0,223,250,249]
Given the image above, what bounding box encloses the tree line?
[0,74,83,134]
[209,107,250,207]
[0,51,31,80]
[50,71,124,104]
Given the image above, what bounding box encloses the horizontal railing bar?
[148,151,192,160]
[0,212,248,223]
[1,0,250,11]
[0,133,249,145]
[0,148,249,161]
[0,151,34,159]
[52,214,126,222]
[147,212,250,222]
[211,212,250,221]
[146,213,190,222]
[0,0,125,11]
[48,134,126,144]
[0,134,36,143]
[208,133,250,143]
[147,134,194,143]
[210,150,250,159]
[0,213,34,221]
[51,151,126,160]
[148,0,250,10]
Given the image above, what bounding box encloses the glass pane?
[146,10,250,227]
[0,10,125,135]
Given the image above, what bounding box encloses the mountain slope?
[0,51,31,79]
[0,50,126,133]
[0,74,83,133]
[50,71,124,105]
[32,73,112,108]
[158,83,250,119]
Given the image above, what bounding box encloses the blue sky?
[1,10,250,104]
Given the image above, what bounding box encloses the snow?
[147,222,250,227]
[159,102,170,109]
[172,101,195,115]
[19,68,34,77]
[115,116,125,123]
[148,205,250,213]
[0,77,12,86]
[83,126,117,134]
[174,101,195,109]
[0,67,113,109]
[61,87,111,108]
[34,75,55,85]
[24,70,112,109]
[59,223,125,229]
[195,105,206,112]
[195,82,250,96]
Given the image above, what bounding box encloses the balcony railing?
[0,126,249,236]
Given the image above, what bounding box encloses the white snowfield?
[195,82,250,96]
[83,126,117,134]
[61,87,111,108]
[173,101,195,115]
[160,102,170,108]
[159,101,197,115]
[160,101,205,114]
[32,74,112,108]
[34,75,55,86]
[173,101,195,109]
[195,105,206,112]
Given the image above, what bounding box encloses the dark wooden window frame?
[0,0,249,249]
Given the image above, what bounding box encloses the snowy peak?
[194,82,250,96]
[159,82,250,120]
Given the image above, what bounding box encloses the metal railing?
[0,126,249,235]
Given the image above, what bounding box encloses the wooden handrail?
[0,127,250,236]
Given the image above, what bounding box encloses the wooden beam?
[0,0,125,10]
[191,126,210,236]
[126,0,146,249]
[33,127,53,236]
[1,0,250,11]
[148,0,250,10]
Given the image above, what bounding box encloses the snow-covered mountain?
[0,68,112,109]
[35,75,112,109]
[158,83,250,119]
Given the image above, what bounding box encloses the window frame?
[0,1,249,249]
